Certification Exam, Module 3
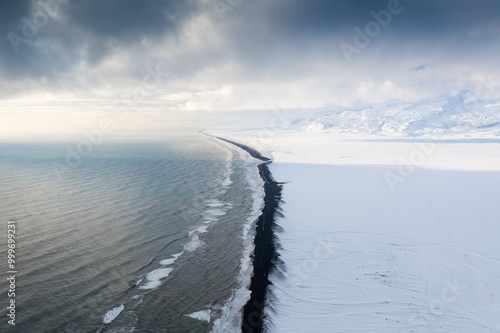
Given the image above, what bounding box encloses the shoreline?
[214,137,271,162]
[212,135,282,333]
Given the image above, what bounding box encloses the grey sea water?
[0,131,263,333]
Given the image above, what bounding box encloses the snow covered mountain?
[290,92,500,138]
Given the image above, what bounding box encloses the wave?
[211,142,266,333]
[98,134,264,332]
[135,142,235,290]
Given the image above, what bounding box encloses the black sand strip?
[240,161,282,333]
[214,137,271,162]
[211,135,282,333]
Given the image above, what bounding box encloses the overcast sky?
[1,0,499,139]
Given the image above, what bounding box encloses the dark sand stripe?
[207,134,282,333]
[240,160,283,333]
[214,137,271,162]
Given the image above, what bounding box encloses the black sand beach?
[214,137,271,162]
[213,136,283,333]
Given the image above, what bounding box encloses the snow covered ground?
[265,163,500,332]
[211,105,500,332]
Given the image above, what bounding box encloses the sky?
[1,0,500,139]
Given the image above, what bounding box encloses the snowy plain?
[212,102,500,332]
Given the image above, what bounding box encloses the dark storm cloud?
[1,0,500,99]
[232,0,500,38]
[0,0,203,81]
[66,0,190,39]
[0,1,33,77]
[207,0,500,85]
[223,0,500,55]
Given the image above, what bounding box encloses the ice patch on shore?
[103,305,124,324]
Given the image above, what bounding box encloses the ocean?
[0,131,264,333]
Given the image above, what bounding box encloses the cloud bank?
[1,0,499,138]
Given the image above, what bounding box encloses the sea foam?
[211,148,265,333]
[139,267,174,290]
[103,305,124,324]
[186,309,211,323]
